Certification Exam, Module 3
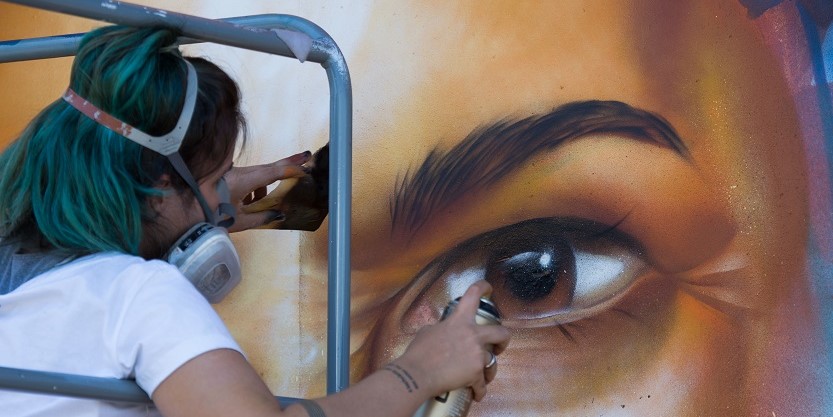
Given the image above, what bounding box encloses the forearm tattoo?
[298,399,327,417]
[384,363,419,393]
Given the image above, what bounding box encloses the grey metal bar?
[0,366,302,407]
[0,15,335,63]
[235,14,353,395]
[0,366,151,404]
[0,32,81,62]
[0,0,352,399]
[322,42,353,396]
[0,0,333,63]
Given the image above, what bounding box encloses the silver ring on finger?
[485,352,497,369]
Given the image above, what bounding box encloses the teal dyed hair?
[0,25,245,257]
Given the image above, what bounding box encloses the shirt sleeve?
[112,260,243,397]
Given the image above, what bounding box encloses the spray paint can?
[412,297,501,417]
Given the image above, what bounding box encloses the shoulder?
[44,252,185,288]
[13,251,198,309]
[74,252,180,276]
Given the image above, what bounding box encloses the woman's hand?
[391,280,511,401]
[223,151,311,232]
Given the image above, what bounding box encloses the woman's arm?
[152,281,510,417]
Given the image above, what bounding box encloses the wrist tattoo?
[384,363,420,393]
[298,399,327,417]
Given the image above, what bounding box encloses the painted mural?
[2,1,833,416]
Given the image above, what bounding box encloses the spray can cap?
[442,296,501,322]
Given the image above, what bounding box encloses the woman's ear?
[155,173,172,189]
[147,173,172,213]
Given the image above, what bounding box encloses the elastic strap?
[297,400,327,417]
[215,177,236,228]
[61,61,198,156]
[166,152,216,225]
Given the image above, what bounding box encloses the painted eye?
[396,218,647,331]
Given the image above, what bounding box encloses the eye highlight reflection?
[397,218,648,331]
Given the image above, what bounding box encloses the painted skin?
[1,1,823,415]
[302,1,824,416]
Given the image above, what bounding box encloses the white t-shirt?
[0,252,242,416]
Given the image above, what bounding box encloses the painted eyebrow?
[390,100,689,236]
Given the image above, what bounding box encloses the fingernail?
[292,150,311,159]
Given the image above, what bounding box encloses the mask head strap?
[63,60,198,156]
[215,176,236,228]
[62,60,235,227]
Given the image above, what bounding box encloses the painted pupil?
[490,239,574,302]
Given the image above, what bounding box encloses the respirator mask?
[164,175,240,304]
[63,60,241,303]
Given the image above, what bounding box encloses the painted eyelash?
[591,209,634,239]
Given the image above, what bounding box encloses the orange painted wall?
[2,2,832,416]
[0,3,98,147]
